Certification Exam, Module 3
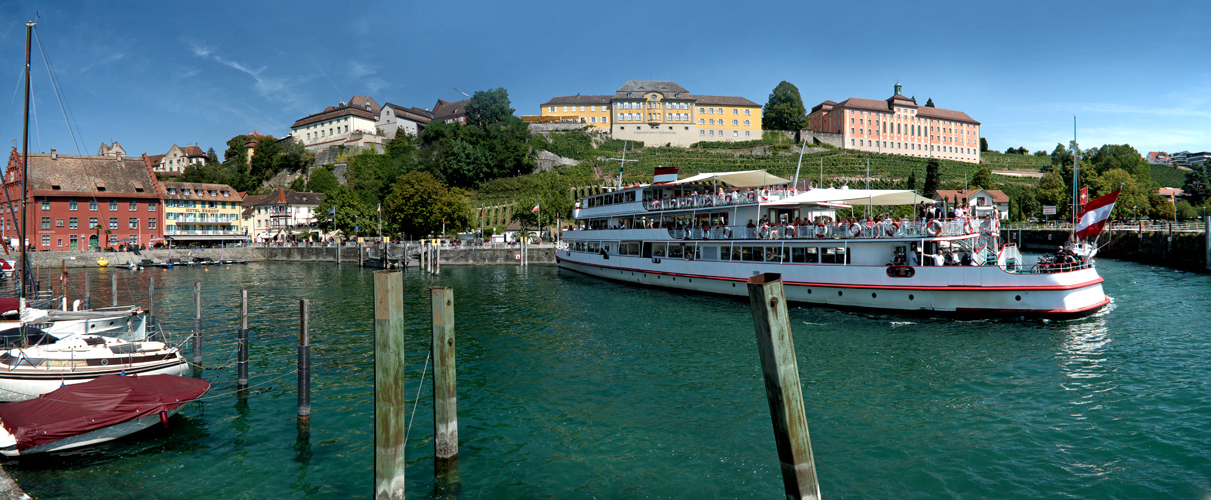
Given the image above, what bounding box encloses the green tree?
[1182,162,1211,204]
[314,186,374,236]
[306,166,341,196]
[384,171,470,239]
[924,98,935,108]
[1089,144,1150,180]
[288,175,307,191]
[979,137,988,152]
[905,168,918,193]
[385,129,416,160]
[761,81,808,132]
[1149,192,1174,220]
[1036,171,1069,218]
[923,158,942,196]
[464,87,515,128]
[1175,200,1198,220]
[1048,143,1073,172]
[1094,168,1148,220]
[205,147,219,165]
[280,139,314,172]
[970,167,996,190]
[249,136,283,182]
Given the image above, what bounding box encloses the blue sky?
[1,1,1207,161]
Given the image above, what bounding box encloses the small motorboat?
[0,374,209,456]
[0,298,148,341]
[0,333,189,401]
[112,261,140,270]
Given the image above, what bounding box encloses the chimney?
[50,148,57,160]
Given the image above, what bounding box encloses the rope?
[403,344,432,444]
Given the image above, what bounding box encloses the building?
[1146,151,1171,165]
[290,95,382,152]
[245,188,326,241]
[160,182,245,246]
[533,80,762,147]
[378,103,433,138]
[808,82,982,163]
[154,144,208,176]
[1174,151,1210,167]
[432,99,470,125]
[97,141,126,158]
[2,147,162,251]
[932,189,1009,220]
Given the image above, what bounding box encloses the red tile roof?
[933,189,1009,204]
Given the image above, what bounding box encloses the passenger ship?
[556,168,1109,318]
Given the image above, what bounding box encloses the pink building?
[808,82,981,163]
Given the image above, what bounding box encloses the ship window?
[587,241,600,253]
[791,247,806,263]
[614,193,622,204]
[702,246,718,260]
[805,247,819,263]
[667,244,684,259]
[766,247,783,262]
[651,243,666,257]
[821,247,838,264]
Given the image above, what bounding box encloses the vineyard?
[980,151,1051,171]
[1150,163,1189,188]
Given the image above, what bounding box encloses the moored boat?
[557,168,1109,319]
[0,332,188,401]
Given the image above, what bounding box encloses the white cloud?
[349,61,374,79]
[188,42,212,58]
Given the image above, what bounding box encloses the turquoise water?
[4,259,1211,499]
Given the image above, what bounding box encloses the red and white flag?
[1078,187,1088,205]
[1074,189,1119,239]
[530,203,540,213]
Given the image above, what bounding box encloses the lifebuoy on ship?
[761,188,770,201]
[964,218,976,233]
[885,223,900,237]
[926,219,943,236]
[723,227,733,239]
[786,225,796,238]
[849,223,863,238]
[815,223,828,238]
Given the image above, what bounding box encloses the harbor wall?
[257,245,557,266]
[25,247,264,269]
[1002,217,1210,272]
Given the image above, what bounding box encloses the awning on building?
[166,234,248,241]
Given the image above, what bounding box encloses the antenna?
[429,76,470,98]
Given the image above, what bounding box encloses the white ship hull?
[0,406,184,457]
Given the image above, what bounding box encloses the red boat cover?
[0,297,19,315]
[0,374,209,451]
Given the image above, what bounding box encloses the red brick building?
[3,147,163,251]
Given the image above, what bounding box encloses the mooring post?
[84,277,90,310]
[746,273,821,500]
[298,299,311,422]
[112,273,118,307]
[374,270,406,500]
[431,286,459,478]
[337,240,342,266]
[359,244,365,268]
[237,289,249,388]
[193,282,202,365]
[436,241,441,274]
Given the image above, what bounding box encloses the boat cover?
[771,187,938,207]
[0,326,54,348]
[0,374,209,451]
[672,170,792,188]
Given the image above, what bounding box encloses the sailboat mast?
[20,21,34,300]
[1071,116,1078,240]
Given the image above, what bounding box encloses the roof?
[933,189,1009,204]
[825,97,979,125]
[777,188,938,207]
[616,80,689,95]
[692,95,760,107]
[4,149,160,198]
[291,105,376,129]
[161,181,241,201]
[542,95,613,106]
[1158,187,1185,197]
[252,188,325,207]
[674,170,792,188]
[432,98,470,122]
[179,145,205,158]
[147,154,166,165]
[382,103,433,123]
[347,95,381,116]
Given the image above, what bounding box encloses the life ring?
[761,189,770,201]
[926,219,943,236]
[786,225,796,238]
[815,223,827,238]
[849,223,863,238]
[723,227,733,239]
[964,218,976,233]
[757,225,769,239]
[885,223,900,238]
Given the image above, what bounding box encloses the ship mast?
[19,21,34,300]
[1070,116,1078,242]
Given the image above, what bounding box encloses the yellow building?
[535,80,762,146]
[161,182,247,246]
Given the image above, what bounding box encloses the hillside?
[1150,163,1189,188]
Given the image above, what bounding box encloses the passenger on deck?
[908,245,919,266]
[746,219,756,238]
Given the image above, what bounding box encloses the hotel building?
[535,80,762,147]
[808,82,981,163]
[161,182,246,245]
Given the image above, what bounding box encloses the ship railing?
[642,188,797,212]
[664,218,990,241]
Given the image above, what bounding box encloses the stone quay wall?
[256,244,557,266]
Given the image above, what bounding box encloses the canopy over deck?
[772,188,938,206]
[672,170,791,188]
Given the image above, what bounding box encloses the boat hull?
[0,357,189,402]
[0,406,184,457]
[556,251,1108,319]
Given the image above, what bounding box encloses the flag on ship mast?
[1074,189,1119,239]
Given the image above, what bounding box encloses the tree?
[384,171,470,239]
[970,167,996,190]
[1182,163,1211,204]
[464,88,515,128]
[306,166,341,196]
[1089,144,1150,180]
[923,159,942,196]
[761,81,808,132]
[905,168,918,193]
[1094,168,1148,220]
[979,137,988,152]
[249,136,283,182]
[314,186,375,237]
[288,175,307,191]
[924,98,935,108]
[1036,171,1069,218]
[205,147,219,165]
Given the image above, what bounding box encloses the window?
[732,120,738,125]
[717,108,723,114]
[148,201,156,212]
[563,106,568,112]
[707,108,714,114]
[89,200,97,211]
[148,218,157,229]
[69,217,78,230]
[41,217,50,229]
[109,218,118,229]
[548,106,555,112]
[41,200,50,210]
[55,218,64,227]
[41,235,49,247]
[89,217,98,229]
[57,238,63,247]
[579,106,585,112]
[745,109,751,115]
[602,116,608,123]
[744,120,750,126]
[129,218,139,230]
[700,130,705,136]
[699,118,705,124]
[70,199,78,211]
[733,131,738,137]
[590,117,596,123]
[709,119,715,125]
[745,131,750,137]
[129,200,138,211]
[110,200,118,211]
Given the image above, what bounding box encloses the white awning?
[672,170,792,188]
[770,188,938,207]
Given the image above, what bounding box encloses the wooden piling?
[298,299,311,421]
[373,270,406,500]
[237,289,249,388]
[431,286,458,477]
[192,282,202,365]
[746,273,821,500]
[112,274,117,307]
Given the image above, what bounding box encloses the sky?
[0,1,1208,162]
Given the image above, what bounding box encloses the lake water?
[4,258,1210,499]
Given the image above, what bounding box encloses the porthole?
[1015,295,1022,301]
[807,289,812,294]
[871,293,877,299]
[838,291,843,296]
[732,283,736,287]
[908,294,914,301]
[688,279,692,283]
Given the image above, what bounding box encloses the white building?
[245,188,326,241]
[377,103,433,138]
[154,144,207,175]
[290,95,382,152]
